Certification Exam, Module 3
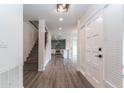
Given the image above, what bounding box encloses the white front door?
[85,11,104,87]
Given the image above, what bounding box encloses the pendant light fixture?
[57,4,69,13]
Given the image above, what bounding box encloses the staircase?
[24,42,38,71]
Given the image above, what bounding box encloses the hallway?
[23,44,93,88]
[0,4,123,88]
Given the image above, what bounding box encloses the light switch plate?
[0,41,7,48]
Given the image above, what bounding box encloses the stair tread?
[24,42,38,71]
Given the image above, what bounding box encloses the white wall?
[123,5,124,86]
[65,31,77,61]
[72,34,77,63]
[77,21,85,71]
[103,5,123,88]
[44,33,51,67]
[78,4,123,88]
[38,20,51,71]
[23,21,38,62]
[38,20,44,71]
[66,35,73,59]
[0,5,23,88]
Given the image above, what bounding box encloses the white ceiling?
[23,4,90,39]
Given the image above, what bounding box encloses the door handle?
[98,48,102,51]
[95,54,103,58]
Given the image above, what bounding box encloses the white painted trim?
[0,63,23,74]
[38,68,44,72]
[79,69,96,88]
[79,69,86,77]
[104,80,116,88]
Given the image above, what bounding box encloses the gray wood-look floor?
[23,43,93,88]
[24,55,93,88]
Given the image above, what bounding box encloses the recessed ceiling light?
[96,16,103,23]
[58,27,62,30]
[59,17,63,21]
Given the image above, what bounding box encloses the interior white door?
[85,12,104,87]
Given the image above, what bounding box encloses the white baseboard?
[80,69,86,76]
[38,68,44,72]
[104,80,116,88]
[77,67,86,77]
[21,86,24,88]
